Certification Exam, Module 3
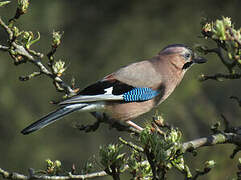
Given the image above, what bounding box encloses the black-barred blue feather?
[123,88,159,102]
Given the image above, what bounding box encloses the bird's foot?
[126,120,143,131]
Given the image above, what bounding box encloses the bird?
[21,44,207,135]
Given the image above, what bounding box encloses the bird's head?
[159,44,207,71]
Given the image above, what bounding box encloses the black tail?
[21,105,86,135]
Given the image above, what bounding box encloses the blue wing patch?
[123,88,159,102]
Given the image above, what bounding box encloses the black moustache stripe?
[182,61,193,70]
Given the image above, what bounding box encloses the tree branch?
[0,17,13,40]
[0,45,9,51]
[1,130,240,180]
[199,73,241,81]
[227,27,241,48]
[182,132,241,152]
[199,46,236,73]
[0,17,76,96]
[0,168,108,180]
[230,96,241,107]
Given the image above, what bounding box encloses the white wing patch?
[104,87,113,94]
[59,94,123,105]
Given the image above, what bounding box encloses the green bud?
[228,52,233,59]
[153,113,165,126]
[46,159,54,166]
[53,60,67,77]
[166,128,182,143]
[0,1,11,7]
[12,26,20,37]
[202,23,212,33]
[18,0,29,14]
[22,31,33,41]
[54,160,61,168]
[222,17,232,27]
[238,158,241,164]
[205,160,216,169]
[211,121,221,131]
[23,31,30,39]
[52,31,63,48]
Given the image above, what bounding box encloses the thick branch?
[182,132,241,152]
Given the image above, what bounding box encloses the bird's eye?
[183,52,191,60]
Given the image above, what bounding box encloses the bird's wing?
[59,78,160,105]
[59,80,132,105]
[60,57,165,105]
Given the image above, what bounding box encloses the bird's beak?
[192,54,207,64]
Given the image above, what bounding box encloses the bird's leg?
[126,120,143,131]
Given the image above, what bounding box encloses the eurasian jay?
[21,44,207,135]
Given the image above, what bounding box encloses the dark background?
[0,0,240,179]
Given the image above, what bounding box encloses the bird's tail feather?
[21,104,87,135]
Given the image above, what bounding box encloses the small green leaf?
[222,17,232,27]
[26,32,41,49]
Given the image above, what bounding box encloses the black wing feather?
[78,80,134,95]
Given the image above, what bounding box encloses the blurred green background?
[0,0,240,179]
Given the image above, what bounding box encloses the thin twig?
[199,73,241,81]
[230,146,241,159]
[119,137,144,152]
[0,45,9,51]
[0,17,13,40]
[230,96,241,107]
[19,71,41,81]
[220,114,232,132]
[216,45,236,72]
[0,17,76,96]
[193,168,211,180]
[199,40,236,73]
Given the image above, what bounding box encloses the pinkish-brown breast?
[105,99,157,121]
